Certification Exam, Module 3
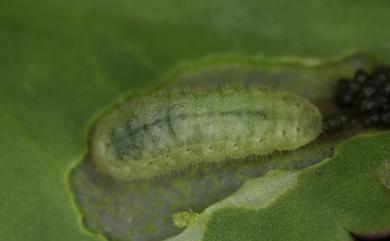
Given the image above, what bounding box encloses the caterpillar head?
[273,92,322,150]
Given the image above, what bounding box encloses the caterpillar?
[91,88,322,181]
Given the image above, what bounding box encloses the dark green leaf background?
[1,1,390,241]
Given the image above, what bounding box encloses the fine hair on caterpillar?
[91,87,322,181]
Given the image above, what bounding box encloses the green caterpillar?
[91,88,322,181]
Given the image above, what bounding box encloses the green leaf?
[166,132,390,241]
[162,53,374,100]
[1,1,390,241]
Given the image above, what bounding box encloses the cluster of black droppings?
[336,67,390,126]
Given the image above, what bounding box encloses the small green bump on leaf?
[378,160,390,190]
[172,210,200,229]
